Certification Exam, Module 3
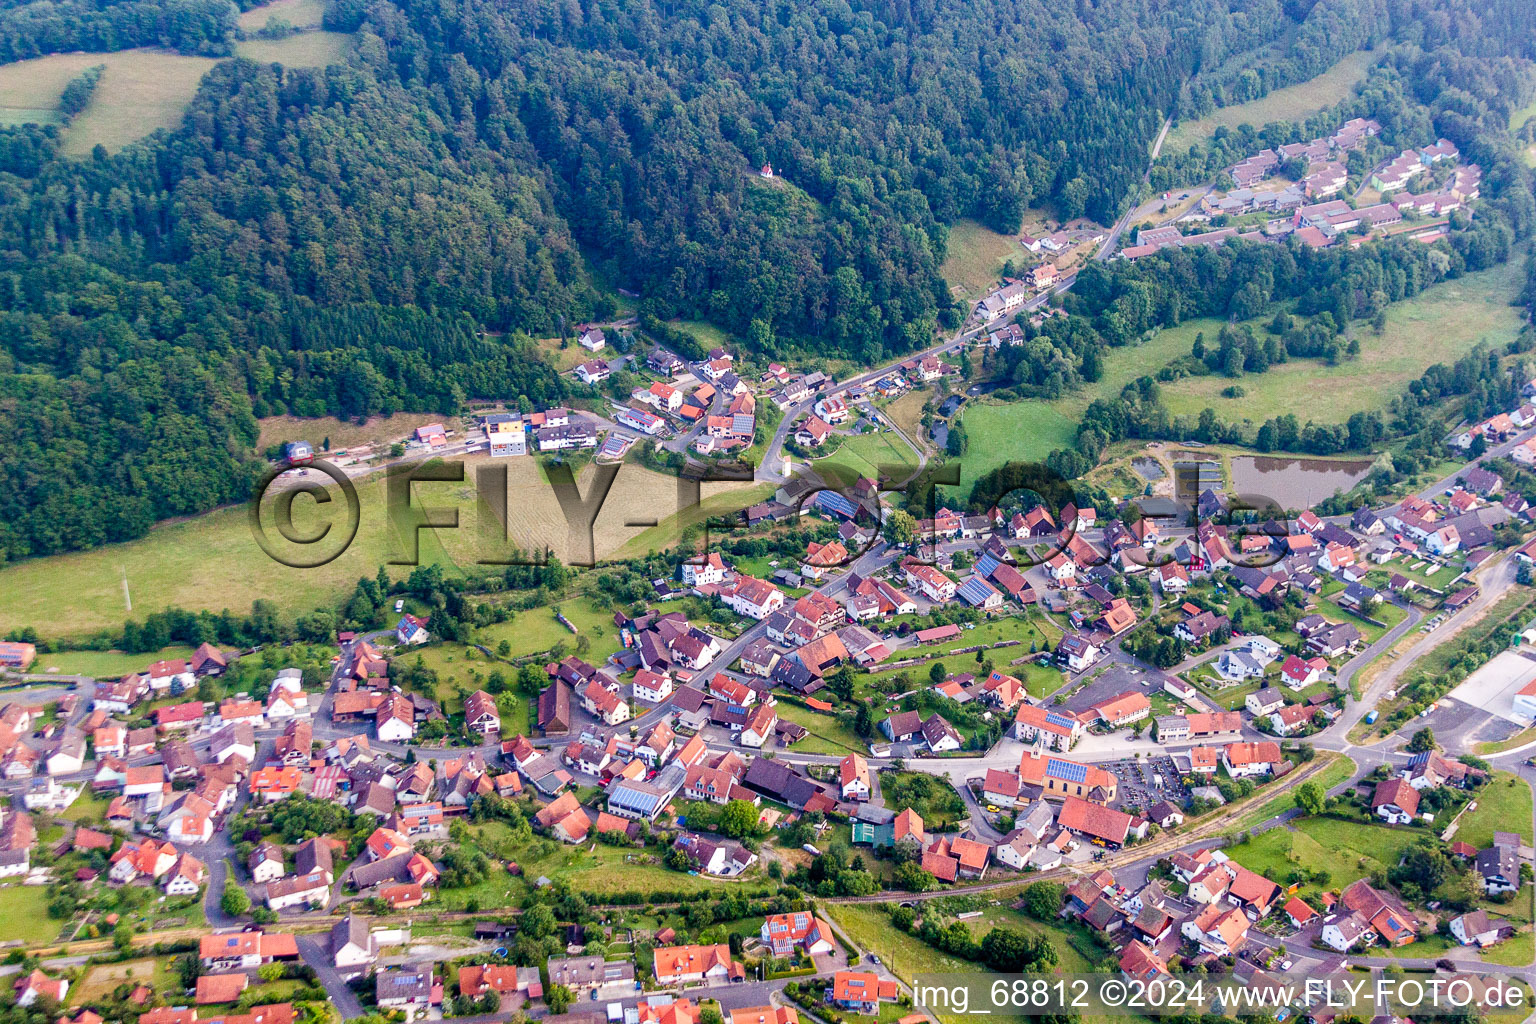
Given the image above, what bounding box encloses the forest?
[0,0,1533,563]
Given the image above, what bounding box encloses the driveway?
[296,933,365,1020]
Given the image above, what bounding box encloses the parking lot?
[1099,753,1191,813]
[1057,663,1159,716]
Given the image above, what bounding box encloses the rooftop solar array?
[813,490,859,518]
[1046,758,1088,782]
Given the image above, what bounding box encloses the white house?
[266,870,332,910]
[740,705,778,749]
[682,553,727,587]
[1426,525,1460,556]
[721,577,785,620]
[395,615,430,645]
[632,669,674,705]
[839,754,871,800]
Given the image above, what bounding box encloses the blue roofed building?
[606,779,669,820]
[957,575,1003,609]
[812,490,859,519]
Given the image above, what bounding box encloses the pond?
[1131,457,1166,481]
[1229,455,1373,510]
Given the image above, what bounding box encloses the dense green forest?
[0,0,1534,564]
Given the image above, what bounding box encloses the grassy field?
[238,0,327,30]
[235,31,353,67]
[0,885,63,945]
[453,820,751,902]
[1220,815,1416,899]
[1510,99,1536,169]
[1163,48,1382,154]
[815,430,920,487]
[1160,261,1527,424]
[1233,753,1354,828]
[959,321,1202,483]
[71,957,180,1006]
[0,455,708,640]
[0,49,218,154]
[62,788,114,824]
[26,646,195,679]
[1478,726,1536,756]
[257,413,453,453]
[940,219,1022,301]
[880,390,935,454]
[610,480,774,562]
[1454,772,1534,849]
[826,904,1128,1024]
[473,598,622,665]
[773,701,869,756]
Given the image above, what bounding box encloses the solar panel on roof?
[1047,758,1088,783]
[813,491,858,518]
[975,554,1001,578]
[1045,712,1075,729]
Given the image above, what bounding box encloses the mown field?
[956,321,1198,482]
[814,429,920,486]
[825,903,1138,1024]
[0,50,217,153]
[237,30,355,67]
[939,219,1022,301]
[27,646,196,679]
[1162,47,1382,154]
[1159,261,1527,424]
[0,16,354,154]
[961,258,1525,485]
[0,455,722,640]
[238,0,327,30]
[1455,771,1534,849]
[257,412,455,452]
[1219,815,1420,899]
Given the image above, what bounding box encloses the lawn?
[0,49,221,155]
[1162,48,1382,153]
[27,646,195,680]
[1454,772,1534,849]
[1219,814,1414,899]
[452,822,754,902]
[0,885,65,945]
[256,413,451,453]
[773,701,869,756]
[869,632,1064,699]
[1159,261,1528,425]
[826,904,1132,1024]
[951,401,1076,482]
[1233,753,1355,828]
[234,31,354,67]
[238,0,328,30]
[0,455,703,640]
[62,788,114,824]
[958,320,1205,485]
[1185,662,1263,712]
[814,430,919,487]
[474,598,623,665]
[71,957,180,1006]
[939,219,1023,301]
